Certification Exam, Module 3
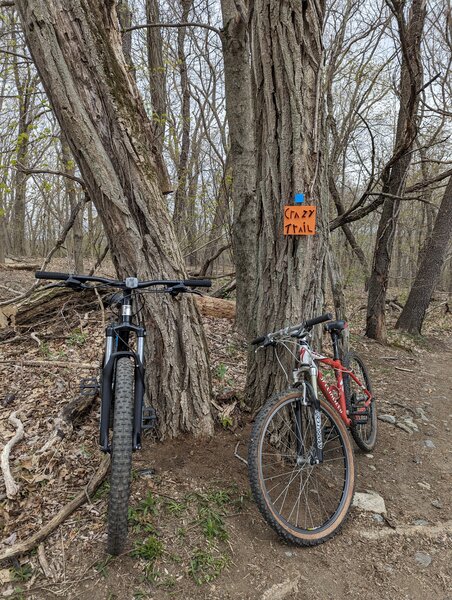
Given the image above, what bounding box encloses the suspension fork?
[308,369,324,465]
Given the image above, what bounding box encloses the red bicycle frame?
[316,357,372,427]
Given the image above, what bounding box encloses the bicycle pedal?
[79,377,99,397]
[142,407,157,430]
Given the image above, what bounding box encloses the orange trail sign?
[283,205,316,235]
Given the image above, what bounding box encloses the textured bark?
[173,0,192,241]
[366,0,426,342]
[116,0,135,77]
[396,176,452,334]
[220,0,257,337]
[246,0,328,407]
[11,54,31,256]
[61,139,84,273]
[328,247,347,321]
[16,0,213,438]
[146,0,167,154]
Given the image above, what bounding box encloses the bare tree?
[396,175,452,333]
[365,0,426,341]
[220,0,257,335]
[246,0,328,406]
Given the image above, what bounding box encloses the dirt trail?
[1,337,450,599]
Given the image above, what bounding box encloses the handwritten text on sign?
[284,206,316,235]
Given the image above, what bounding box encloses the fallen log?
[1,283,236,332]
[3,262,40,271]
[195,295,236,320]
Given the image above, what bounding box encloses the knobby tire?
[107,357,134,555]
[343,351,377,452]
[248,388,355,546]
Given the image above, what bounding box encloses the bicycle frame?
[297,344,373,429]
[99,290,146,453]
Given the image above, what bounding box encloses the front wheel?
[343,351,377,452]
[107,357,134,555]
[248,388,355,546]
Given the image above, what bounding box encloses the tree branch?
[0,48,32,62]
[17,167,85,187]
[123,21,221,36]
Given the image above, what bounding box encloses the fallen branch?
[37,543,56,580]
[4,262,40,272]
[1,412,25,499]
[0,455,110,562]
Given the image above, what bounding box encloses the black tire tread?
[248,390,355,546]
[107,357,134,555]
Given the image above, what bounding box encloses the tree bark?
[220,0,257,337]
[11,45,32,256]
[365,0,426,342]
[61,138,84,273]
[16,0,213,438]
[146,0,167,154]
[246,0,328,407]
[396,176,452,334]
[172,0,193,241]
[116,0,135,77]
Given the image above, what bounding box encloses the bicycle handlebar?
[251,313,333,346]
[35,271,212,289]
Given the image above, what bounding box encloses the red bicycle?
[248,314,377,546]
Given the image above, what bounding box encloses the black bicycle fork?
[99,323,146,453]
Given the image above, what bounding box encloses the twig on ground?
[0,455,110,562]
[37,543,56,580]
[394,366,415,373]
[234,441,248,466]
[1,411,25,498]
[30,332,42,347]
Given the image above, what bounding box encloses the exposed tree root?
[358,520,452,540]
[0,455,110,562]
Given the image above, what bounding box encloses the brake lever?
[168,283,188,297]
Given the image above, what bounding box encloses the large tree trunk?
[220,0,257,337]
[396,176,452,334]
[16,0,213,438]
[365,0,426,342]
[246,0,328,407]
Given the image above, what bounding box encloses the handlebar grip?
[35,271,70,281]
[251,336,266,346]
[304,313,333,329]
[183,279,212,288]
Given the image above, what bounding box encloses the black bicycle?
[35,270,211,555]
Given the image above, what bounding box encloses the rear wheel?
[343,352,377,452]
[107,357,134,555]
[248,388,355,546]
